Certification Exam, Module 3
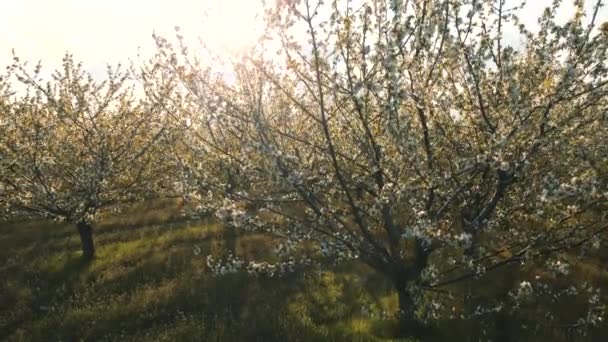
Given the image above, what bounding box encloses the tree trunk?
[76,221,95,259]
[394,277,425,338]
[223,227,237,255]
[495,311,514,342]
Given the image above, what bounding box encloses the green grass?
[1,202,607,341]
[0,204,399,342]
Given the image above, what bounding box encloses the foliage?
[1,0,608,339]
[148,0,608,337]
[0,54,174,256]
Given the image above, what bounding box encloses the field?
[1,200,607,341]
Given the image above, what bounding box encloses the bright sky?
[0,0,606,77]
[0,0,265,76]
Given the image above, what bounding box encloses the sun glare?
[0,0,268,74]
[199,0,266,54]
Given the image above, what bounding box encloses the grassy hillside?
[1,201,606,341]
[0,201,395,341]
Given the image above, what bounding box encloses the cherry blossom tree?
[0,54,171,258]
[151,0,608,337]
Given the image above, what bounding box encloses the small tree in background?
[151,0,608,337]
[0,54,171,258]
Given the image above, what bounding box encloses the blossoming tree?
[151,0,608,337]
[0,55,171,258]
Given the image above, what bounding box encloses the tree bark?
[223,227,237,255]
[394,276,425,338]
[76,221,95,259]
[495,311,514,342]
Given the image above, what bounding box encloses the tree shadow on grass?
[0,254,93,340]
[3,219,417,341]
[85,270,370,342]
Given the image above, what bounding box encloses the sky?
[1,0,606,78]
[0,0,265,76]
